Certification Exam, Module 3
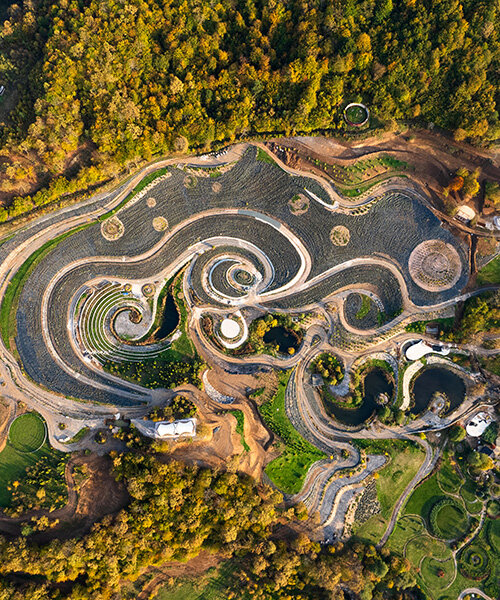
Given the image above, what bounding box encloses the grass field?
[436,452,463,494]
[403,473,442,519]
[259,371,324,494]
[431,500,468,540]
[354,439,425,519]
[8,413,46,452]
[477,256,500,285]
[388,451,500,600]
[0,413,64,507]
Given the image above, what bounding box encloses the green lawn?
[403,473,442,519]
[354,439,425,519]
[259,371,325,494]
[0,414,65,507]
[421,556,456,588]
[436,451,463,494]
[386,514,425,553]
[477,256,500,285]
[376,444,425,518]
[8,413,46,452]
[432,500,468,540]
[460,480,483,515]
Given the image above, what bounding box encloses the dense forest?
[0,0,498,222]
[0,450,424,600]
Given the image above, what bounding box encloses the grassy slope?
[354,439,425,518]
[476,256,500,285]
[0,439,65,507]
[387,450,500,600]
[259,371,324,494]
[154,563,233,600]
[230,410,249,452]
[353,439,425,545]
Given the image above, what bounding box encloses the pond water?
[411,366,465,415]
[326,368,394,426]
[263,326,299,353]
[154,294,179,339]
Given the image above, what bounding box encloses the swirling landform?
[5,145,470,407]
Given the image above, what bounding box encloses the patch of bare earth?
[134,550,224,600]
[0,453,129,542]
[0,396,16,453]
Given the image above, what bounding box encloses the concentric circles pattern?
[75,283,167,363]
[408,240,462,291]
[12,145,468,405]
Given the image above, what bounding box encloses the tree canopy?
[0,0,498,221]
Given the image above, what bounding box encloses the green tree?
[448,424,466,442]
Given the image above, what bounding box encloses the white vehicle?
[0,86,5,96]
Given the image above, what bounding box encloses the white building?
[405,340,450,361]
[465,412,493,438]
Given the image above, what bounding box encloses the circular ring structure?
[408,240,462,291]
[101,216,124,241]
[8,413,47,453]
[344,103,369,126]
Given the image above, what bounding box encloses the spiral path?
[1,144,468,406]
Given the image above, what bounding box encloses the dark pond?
[263,326,299,353]
[325,368,394,427]
[411,366,465,415]
[154,294,180,339]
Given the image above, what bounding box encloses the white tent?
[155,419,196,438]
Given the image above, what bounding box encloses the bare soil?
[267,130,499,222]
[0,453,129,541]
[0,396,15,453]
[135,550,224,600]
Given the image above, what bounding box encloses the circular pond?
[411,367,466,415]
[8,413,47,453]
[324,367,394,427]
[263,326,299,353]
